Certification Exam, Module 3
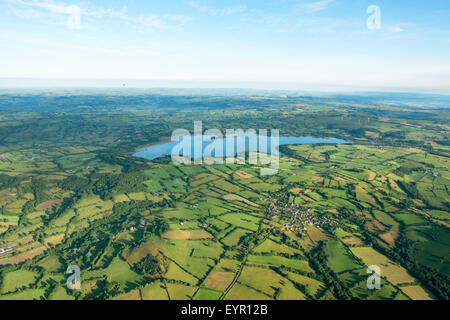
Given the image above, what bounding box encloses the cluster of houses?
[0,244,15,256]
[265,193,339,232]
[426,171,440,177]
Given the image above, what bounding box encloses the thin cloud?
[189,0,246,15]
[10,0,82,29]
[11,6,43,20]
[15,0,73,15]
[301,0,335,13]
[133,15,167,31]
[9,0,190,32]
[83,5,128,19]
[389,26,404,33]
[11,0,81,29]
[164,14,191,25]
[0,30,117,54]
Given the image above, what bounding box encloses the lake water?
[133,134,349,161]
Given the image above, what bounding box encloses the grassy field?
[1,269,38,294]
[350,247,416,285]
[0,94,448,300]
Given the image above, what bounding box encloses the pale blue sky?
[1,0,450,92]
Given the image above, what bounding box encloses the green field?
[0,92,449,300]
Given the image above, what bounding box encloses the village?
[264,192,339,232]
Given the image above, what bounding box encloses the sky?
[0,0,450,92]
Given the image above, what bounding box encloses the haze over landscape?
[1,0,450,92]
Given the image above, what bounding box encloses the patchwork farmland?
[1,142,448,300]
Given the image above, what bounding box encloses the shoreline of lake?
[133,135,350,161]
[131,136,173,155]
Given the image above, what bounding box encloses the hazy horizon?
[1,78,450,96]
[1,1,450,93]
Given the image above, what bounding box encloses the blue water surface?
[133,134,349,161]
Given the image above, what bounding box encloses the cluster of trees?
[133,252,169,278]
[84,278,123,300]
[57,197,171,266]
[0,174,20,189]
[367,233,450,300]
[112,200,166,217]
[145,218,169,237]
[91,173,147,200]
[98,152,149,172]
[59,172,149,200]
[130,218,169,246]
[58,176,90,194]
[322,149,339,161]
[278,146,312,163]
[396,180,420,199]
[14,178,52,215]
[308,241,353,300]
[44,197,76,225]
[393,166,417,177]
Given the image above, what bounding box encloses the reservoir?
[134,134,349,161]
